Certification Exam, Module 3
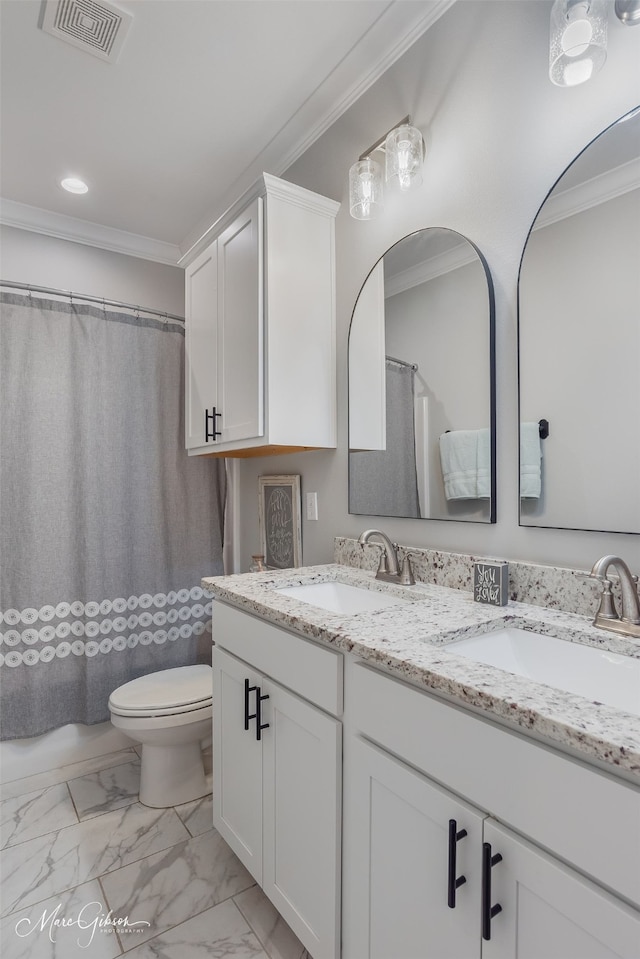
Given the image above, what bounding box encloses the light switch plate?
[306,491,318,521]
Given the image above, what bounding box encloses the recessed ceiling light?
[61,177,89,194]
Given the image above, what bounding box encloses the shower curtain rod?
[0,279,185,324]
[386,354,418,372]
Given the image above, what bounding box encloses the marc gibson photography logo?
[14,899,151,949]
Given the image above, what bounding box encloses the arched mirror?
[348,228,496,522]
[518,106,640,533]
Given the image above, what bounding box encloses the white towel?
[520,422,542,498]
[439,429,491,500]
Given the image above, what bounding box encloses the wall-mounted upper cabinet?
[184,173,340,457]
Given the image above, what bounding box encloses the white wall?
[1,225,184,316]
[236,0,640,573]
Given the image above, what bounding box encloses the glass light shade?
[349,158,383,220]
[549,0,607,87]
[385,124,424,192]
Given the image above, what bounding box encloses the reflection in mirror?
[519,106,640,533]
[348,228,495,523]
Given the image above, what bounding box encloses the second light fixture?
[349,118,425,220]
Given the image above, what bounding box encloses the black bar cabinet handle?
[447,819,468,908]
[204,407,222,442]
[482,841,503,940]
[244,678,258,731]
[255,687,270,741]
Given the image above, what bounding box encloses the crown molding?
[269,0,457,178]
[534,157,640,231]
[0,199,182,266]
[2,1,455,267]
[385,241,477,297]
[179,0,456,262]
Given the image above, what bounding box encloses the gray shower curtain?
[349,361,420,518]
[0,292,226,740]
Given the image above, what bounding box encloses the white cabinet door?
[184,240,217,450]
[343,736,484,959]
[482,819,640,959]
[212,647,263,880]
[262,679,341,959]
[217,197,264,444]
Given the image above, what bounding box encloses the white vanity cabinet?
[343,660,640,959]
[185,173,340,457]
[212,601,343,959]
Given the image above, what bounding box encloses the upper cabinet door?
[184,241,218,450]
[217,197,264,444]
[183,175,339,457]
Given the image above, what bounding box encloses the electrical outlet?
[306,491,319,521]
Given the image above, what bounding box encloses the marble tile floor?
[0,747,310,959]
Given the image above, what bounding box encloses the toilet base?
[138,741,208,808]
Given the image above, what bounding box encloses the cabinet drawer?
[348,659,640,906]
[214,601,342,716]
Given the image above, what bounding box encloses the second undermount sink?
[275,580,407,615]
[448,627,640,716]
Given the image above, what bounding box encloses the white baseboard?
[0,722,133,784]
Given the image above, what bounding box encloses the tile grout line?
[97,874,126,956]
[106,879,257,955]
[0,749,141,801]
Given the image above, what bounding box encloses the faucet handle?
[594,578,619,621]
[374,547,389,576]
[399,554,416,586]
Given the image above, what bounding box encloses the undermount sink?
[448,627,640,716]
[275,580,407,615]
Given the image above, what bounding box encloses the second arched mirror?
[348,228,496,523]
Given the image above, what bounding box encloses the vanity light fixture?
[61,176,89,194]
[549,0,640,87]
[549,0,608,87]
[349,117,425,220]
[349,157,384,220]
[385,123,425,192]
[615,0,640,25]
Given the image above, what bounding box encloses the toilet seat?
[109,664,212,718]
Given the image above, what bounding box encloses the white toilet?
[109,664,213,808]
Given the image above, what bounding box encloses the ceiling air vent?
[41,0,132,63]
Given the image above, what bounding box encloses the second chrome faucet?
[358,529,415,586]
[590,554,640,638]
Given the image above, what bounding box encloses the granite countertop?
[202,564,640,781]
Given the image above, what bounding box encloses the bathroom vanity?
[204,563,640,959]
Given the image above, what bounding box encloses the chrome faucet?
[590,554,640,638]
[358,529,415,585]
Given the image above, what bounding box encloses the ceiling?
[0,0,452,265]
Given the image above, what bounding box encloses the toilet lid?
[109,665,212,713]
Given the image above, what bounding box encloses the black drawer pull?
[255,687,270,741]
[205,406,222,442]
[482,841,503,940]
[244,678,258,731]
[447,819,468,908]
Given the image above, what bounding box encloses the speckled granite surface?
[333,536,614,617]
[203,563,640,781]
